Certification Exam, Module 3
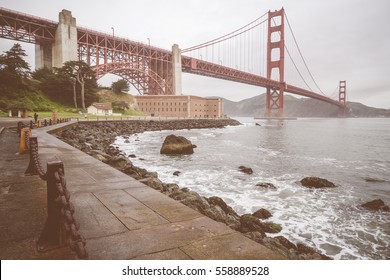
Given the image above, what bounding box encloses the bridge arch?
[92,63,166,95]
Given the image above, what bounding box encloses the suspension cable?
[182,12,268,53]
[284,11,326,95]
[270,17,313,90]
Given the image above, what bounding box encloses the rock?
[238,165,253,175]
[273,236,297,251]
[296,243,331,260]
[239,214,266,237]
[361,199,390,212]
[208,196,239,218]
[256,182,277,190]
[92,154,107,162]
[162,183,180,194]
[172,190,211,213]
[106,155,132,169]
[160,134,194,155]
[192,144,197,148]
[262,222,282,233]
[173,171,181,176]
[139,177,164,191]
[300,177,337,188]
[90,149,111,160]
[145,171,158,178]
[253,208,272,219]
[128,154,136,158]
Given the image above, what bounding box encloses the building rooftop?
[90,103,112,110]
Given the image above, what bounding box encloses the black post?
[25,137,39,176]
[37,161,66,250]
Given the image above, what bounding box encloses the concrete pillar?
[52,9,78,68]
[172,44,182,95]
[35,44,53,69]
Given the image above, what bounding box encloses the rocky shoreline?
[55,119,331,260]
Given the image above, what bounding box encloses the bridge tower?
[338,80,347,117]
[265,8,285,118]
[35,10,78,69]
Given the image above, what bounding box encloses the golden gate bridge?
[0,7,347,117]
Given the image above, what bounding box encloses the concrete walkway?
[0,120,285,260]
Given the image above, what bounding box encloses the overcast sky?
[1,0,389,108]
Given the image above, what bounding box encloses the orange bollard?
[19,128,32,154]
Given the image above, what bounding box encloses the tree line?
[0,43,131,112]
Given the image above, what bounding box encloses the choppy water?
[114,118,390,259]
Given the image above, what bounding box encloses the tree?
[56,61,95,109]
[0,43,31,86]
[55,64,78,108]
[31,67,55,81]
[111,79,130,93]
[0,43,30,76]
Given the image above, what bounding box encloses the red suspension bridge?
[0,7,347,117]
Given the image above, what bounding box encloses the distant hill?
[223,94,390,118]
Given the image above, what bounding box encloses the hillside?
[95,89,135,104]
[223,94,390,118]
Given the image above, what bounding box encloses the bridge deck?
[0,120,285,260]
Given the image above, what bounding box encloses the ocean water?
[114,117,390,260]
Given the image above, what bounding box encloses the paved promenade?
[0,119,285,260]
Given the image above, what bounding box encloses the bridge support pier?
[35,44,53,69]
[172,44,182,95]
[35,9,78,70]
[266,85,285,118]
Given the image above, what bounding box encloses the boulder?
[161,183,180,194]
[173,171,181,176]
[139,177,164,191]
[253,208,272,219]
[300,177,337,188]
[273,236,297,251]
[207,196,239,218]
[239,214,266,237]
[262,222,282,233]
[160,134,194,155]
[361,199,390,212]
[106,155,132,169]
[238,165,253,175]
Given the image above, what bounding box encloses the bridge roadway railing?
[21,130,88,259]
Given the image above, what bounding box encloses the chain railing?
[17,118,71,135]
[25,136,88,259]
